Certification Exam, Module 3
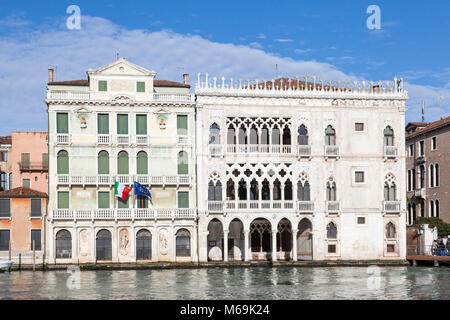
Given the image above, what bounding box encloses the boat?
[0,260,13,272]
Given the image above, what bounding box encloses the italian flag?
[114,181,131,200]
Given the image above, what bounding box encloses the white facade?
[196,76,408,261]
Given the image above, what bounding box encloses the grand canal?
[0,266,448,300]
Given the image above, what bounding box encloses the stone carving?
[119,229,129,256]
[159,228,169,255]
[79,229,89,257]
[159,117,166,129]
[208,246,222,261]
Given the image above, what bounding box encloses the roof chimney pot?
[48,68,54,83]
[183,74,189,85]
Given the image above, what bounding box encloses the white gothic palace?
[45,59,408,264]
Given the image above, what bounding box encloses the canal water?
[0,267,448,300]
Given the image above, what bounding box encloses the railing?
[223,200,295,211]
[52,208,197,220]
[383,201,401,213]
[152,93,194,103]
[325,145,340,158]
[177,136,189,145]
[56,134,70,145]
[207,201,224,212]
[384,146,398,158]
[298,145,311,158]
[135,135,148,146]
[19,162,48,172]
[56,174,192,187]
[135,175,190,186]
[298,201,315,213]
[117,135,130,145]
[326,201,340,212]
[226,144,293,154]
[414,188,426,199]
[209,144,223,157]
[47,91,90,100]
[56,175,114,186]
[97,134,111,145]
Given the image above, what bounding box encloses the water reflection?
[0,267,448,300]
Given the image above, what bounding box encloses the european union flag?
[134,181,152,199]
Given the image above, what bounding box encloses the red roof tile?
[406,116,450,139]
[154,80,190,88]
[0,187,48,199]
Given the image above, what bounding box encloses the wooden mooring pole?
[33,240,36,272]
[8,240,11,261]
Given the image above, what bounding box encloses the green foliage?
[414,217,450,237]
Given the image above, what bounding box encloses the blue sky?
[0,0,449,134]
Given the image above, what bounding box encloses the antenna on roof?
[275,64,278,79]
[116,52,119,60]
[421,100,425,122]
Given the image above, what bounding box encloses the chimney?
[183,74,189,86]
[421,100,425,122]
[48,68,54,83]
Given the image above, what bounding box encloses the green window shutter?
[57,151,69,174]
[58,192,69,209]
[21,153,30,170]
[57,113,69,134]
[118,152,129,175]
[22,179,31,188]
[137,82,145,93]
[136,115,147,135]
[42,153,49,170]
[137,152,148,175]
[98,152,109,174]
[178,152,188,175]
[97,114,109,134]
[98,192,110,209]
[117,114,128,135]
[31,199,42,217]
[178,192,189,208]
[31,230,42,251]
[177,115,188,135]
[118,197,129,208]
[137,195,148,208]
[98,80,107,92]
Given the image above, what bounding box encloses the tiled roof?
[0,136,12,145]
[48,79,190,88]
[406,116,450,139]
[0,187,48,199]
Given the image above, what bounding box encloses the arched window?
[238,179,247,200]
[137,151,148,175]
[226,179,235,200]
[249,125,258,145]
[325,125,336,146]
[298,181,310,201]
[238,125,247,145]
[282,126,291,145]
[136,229,152,260]
[326,181,336,201]
[435,164,439,187]
[176,229,191,257]
[96,229,112,261]
[430,200,435,217]
[384,126,394,146]
[250,179,259,200]
[386,222,396,239]
[430,164,435,188]
[327,222,337,239]
[261,125,269,145]
[273,179,281,200]
[284,180,293,200]
[227,126,236,145]
[384,182,396,201]
[57,150,69,174]
[419,165,425,188]
[208,181,222,201]
[178,151,188,175]
[98,151,109,175]
[117,151,129,175]
[209,123,220,145]
[298,125,308,145]
[55,229,72,259]
[272,126,280,145]
[262,179,270,200]
[435,200,440,218]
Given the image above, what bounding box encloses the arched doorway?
[228,219,244,261]
[96,229,112,261]
[250,218,272,260]
[297,219,313,260]
[276,218,292,260]
[136,229,152,261]
[55,229,72,259]
[207,219,224,261]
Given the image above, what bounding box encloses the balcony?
[56,134,70,145]
[208,144,223,157]
[324,145,340,159]
[152,93,194,103]
[207,201,224,213]
[384,146,398,159]
[57,175,113,187]
[298,145,311,158]
[325,201,340,213]
[135,135,148,146]
[383,201,401,213]
[177,136,190,145]
[414,188,426,199]
[116,135,130,146]
[223,200,295,211]
[135,175,191,186]
[56,174,191,187]
[47,90,90,100]
[51,208,197,221]
[226,144,293,155]
[415,155,426,165]
[97,134,111,145]
[19,162,48,172]
[297,201,315,213]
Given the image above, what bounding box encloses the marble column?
[271,229,277,261]
[244,230,250,261]
[292,229,298,261]
[223,230,229,262]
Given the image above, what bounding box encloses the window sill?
[30,217,43,220]
[0,217,11,220]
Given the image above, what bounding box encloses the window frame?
[30,199,42,218]
[431,136,437,151]
[0,199,11,218]
[0,229,10,251]
[30,229,42,251]
[98,80,108,92]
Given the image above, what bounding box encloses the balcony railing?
[383,201,401,213]
[326,200,340,213]
[298,201,315,213]
[324,145,340,158]
[57,175,113,186]
[135,135,148,146]
[208,144,223,157]
[177,136,190,145]
[56,134,70,145]
[56,174,191,187]
[97,134,111,145]
[414,188,426,199]
[47,90,90,100]
[19,162,48,172]
[152,93,194,103]
[117,135,130,145]
[384,146,398,159]
[222,200,295,211]
[51,208,197,220]
[135,175,190,186]
[298,145,311,158]
[226,144,293,154]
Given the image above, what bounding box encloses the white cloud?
[257,33,266,39]
[274,38,293,43]
[0,15,447,134]
[294,49,311,54]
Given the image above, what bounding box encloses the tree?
[414,217,450,237]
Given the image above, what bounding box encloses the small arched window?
[117,151,129,175]
[284,180,293,201]
[282,126,291,145]
[238,125,247,145]
[327,222,337,239]
[326,181,336,201]
[227,126,236,145]
[176,229,191,257]
[384,126,394,146]
[209,123,220,145]
[98,151,109,175]
[435,200,440,218]
[249,125,258,145]
[386,222,396,239]
[435,164,439,187]
[298,181,310,201]
[430,200,435,217]
[55,229,72,259]
[384,182,396,201]
[208,181,222,201]
[178,151,188,175]
[57,150,69,174]
[430,164,435,188]
[238,179,247,200]
[226,179,235,200]
[272,126,280,145]
[325,125,336,146]
[137,151,148,175]
[298,125,308,145]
